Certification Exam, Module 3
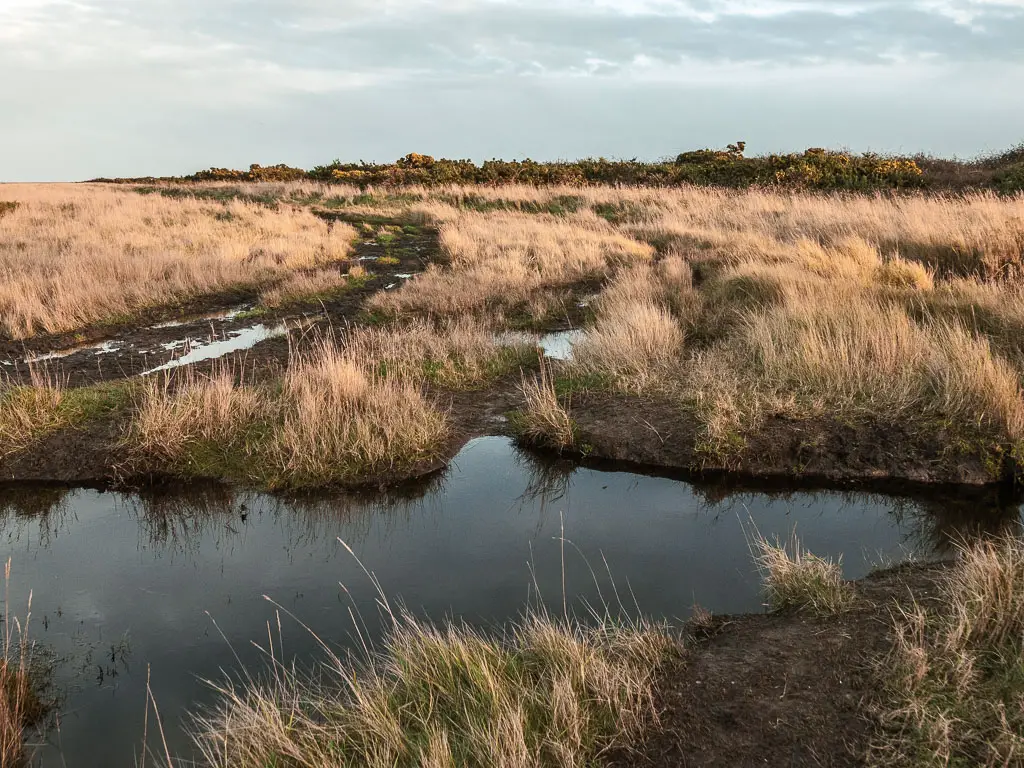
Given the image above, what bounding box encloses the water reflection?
[0,438,1021,767]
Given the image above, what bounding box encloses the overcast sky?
[2,0,1022,181]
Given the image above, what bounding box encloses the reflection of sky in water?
[141,323,288,374]
[538,329,585,361]
[1,436,1018,767]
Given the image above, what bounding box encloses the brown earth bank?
[569,392,1020,489]
[615,563,947,768]
[2,379,1022,509]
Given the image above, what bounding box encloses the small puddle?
[141,323,288,375]
[149,306,251,330]
[538,329,585,361]
[22,339,123,364]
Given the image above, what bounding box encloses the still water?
[1,436,1017,766]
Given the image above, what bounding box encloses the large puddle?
[2,436,1019,766]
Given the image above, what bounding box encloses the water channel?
[1,436,1019,766]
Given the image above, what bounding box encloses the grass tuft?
[754,533,855,615]
[876,536,1024,766]
[515,361,578,452]
[191,608,676,768]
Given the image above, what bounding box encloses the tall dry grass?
[344,317,536,388]
[125,339,451,488]
[191,606,674,768]
[0,184,356,338]
[877,536,1024,766]
[515,361,577,452]
[0,370,67,459]
[370,207,654,316]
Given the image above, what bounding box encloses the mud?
[616,563,947,768]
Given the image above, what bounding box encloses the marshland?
[2,147,1024,766]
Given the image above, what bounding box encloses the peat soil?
[618,563,946,768]
[569,391,1020,489]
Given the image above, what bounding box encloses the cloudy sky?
[2,0,1022,180]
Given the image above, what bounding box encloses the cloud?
[0,0,1021,179]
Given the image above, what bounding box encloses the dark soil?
[619,563,947,768]
[568,390,1018,490]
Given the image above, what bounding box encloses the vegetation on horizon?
[91,141,1024,192]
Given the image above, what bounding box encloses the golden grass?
[258,266,359,309]
[753,534,855,615]
[9,181,1024,485]
[0,370,66,459]
[191,609,675,768]
[125,340,451,488]
[343,317,536,388]
[876,536,1024,766]
[370,207,654,317]
[516,361,577,452]
[570,264,690,392]
[270,342,449,485]
[0,184,356,338]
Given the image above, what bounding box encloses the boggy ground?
[623,563,946,768]
[3,181,1024,492]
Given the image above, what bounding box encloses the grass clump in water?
[191,608,676,768]
[754,534,855,615]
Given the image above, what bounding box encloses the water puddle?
[21,339,123,364]
[148,307,249,331]
[2,436,1017,766]
[141,323,288,375]
[538,329,585,361]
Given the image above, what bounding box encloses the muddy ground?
[613,563,946,768]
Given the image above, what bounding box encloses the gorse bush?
[92,141,1024,192]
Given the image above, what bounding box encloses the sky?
[1,0,1022,181]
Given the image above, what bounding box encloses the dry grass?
[269,342,449,486]
[0,184,356,338]
[876,536,1024,766]
[125,341,450,488]
[515,361,577,452]
[370,207,654,317]
[258,265,360,309]
[0,370,67,459]
[191,608,675,768]
[343,317,536,388]
[1,559,46,768]
[753,533,855,615]
[10,182,1024,486]
[570,263,692,392]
